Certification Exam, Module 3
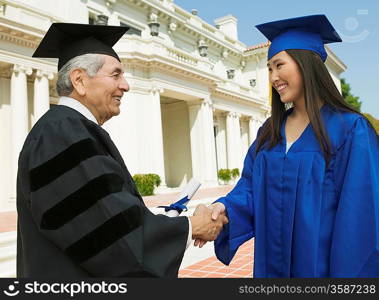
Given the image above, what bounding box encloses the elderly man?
[16,23,227,277]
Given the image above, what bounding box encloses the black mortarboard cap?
[32,23,129,70]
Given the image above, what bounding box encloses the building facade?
[0,0,347,212]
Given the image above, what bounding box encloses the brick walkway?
[0,211,17,233]
[147,185,256,278]
[179,240,254,278]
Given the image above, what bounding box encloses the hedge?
[132,173,161,196]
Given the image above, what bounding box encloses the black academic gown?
[16,105,188,278]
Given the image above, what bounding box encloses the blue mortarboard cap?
[255,15,342,62]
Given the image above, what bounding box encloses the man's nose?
[119,76,130,92]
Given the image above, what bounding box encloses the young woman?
[207,15,379,277]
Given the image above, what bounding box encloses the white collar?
[58,96,99,125]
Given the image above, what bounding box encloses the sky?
[175,0,379,118]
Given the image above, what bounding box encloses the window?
[89,14,96,25]
[120,22,141,36]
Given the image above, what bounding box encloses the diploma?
[158,178,201,217]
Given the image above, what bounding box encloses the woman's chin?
[280,98,292,104]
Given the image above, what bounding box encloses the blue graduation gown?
[214,105,379,277]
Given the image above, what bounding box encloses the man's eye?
[277,63,283,68]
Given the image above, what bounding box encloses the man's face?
[83,55,129,125]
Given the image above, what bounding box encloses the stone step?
[0,231,16,248]
[0,231,17,278]
[0,259,16,278]
[0,245,16,262]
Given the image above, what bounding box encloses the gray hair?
[56,53,105,96]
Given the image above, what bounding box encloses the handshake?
[189,202,228,248]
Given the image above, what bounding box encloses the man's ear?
[69,69,87,96]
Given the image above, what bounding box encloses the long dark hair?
[255,49,368,165]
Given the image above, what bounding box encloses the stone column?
[225,111,241,170]
[203,98,218,184]
[150,87,166,187]
[240,118,249,163]
[188,98,217,186]
[33,70,53,124]
[10,64,32,200]
[215,113,227,170]
[248,117,260,145]
[234,113,242,171]
[226,112,234,169]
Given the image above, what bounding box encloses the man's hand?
[189,203,227,248]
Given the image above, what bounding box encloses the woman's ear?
[69,69,86,96]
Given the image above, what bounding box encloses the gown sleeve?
[330,117,379,277]
[21,116,188,277]
[214,143,256,265]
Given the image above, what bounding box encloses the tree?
[364,113,379,135]
[341,78,362,112]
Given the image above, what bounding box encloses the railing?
[201,23,216,35]
[123,35,218,72]
[166,48,198,66]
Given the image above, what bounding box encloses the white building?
[0,0,347,212]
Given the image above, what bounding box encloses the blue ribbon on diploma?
[158,196,189,214]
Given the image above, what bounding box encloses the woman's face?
[267,50,304,104]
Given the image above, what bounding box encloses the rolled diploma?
[165,178,201,217]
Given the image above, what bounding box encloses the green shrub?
[147,173,161,187]
[132,173,161,196]
[231,168,240,179]
[218,169,231,183]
